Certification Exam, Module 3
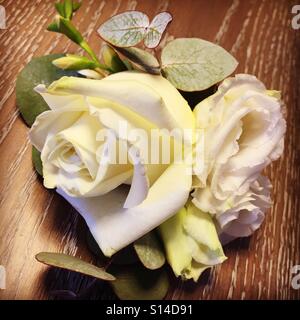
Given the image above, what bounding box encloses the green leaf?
[144,12,172,49]
[134,231,165,270]
[114,47,160,75]
[36,252,115,281]
[32,146,43,176]
[97,11,149,47]
[161,38,238,91]
[16,54,78,126]
[109,264,169,300]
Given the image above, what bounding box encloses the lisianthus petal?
[57,162,192,257]
[216,175,272,240]
[159,207,192,278]
[184,203,226,265]
[160,202,226,281]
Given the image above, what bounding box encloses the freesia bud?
[52,54,98,70]
[159,202,226,281]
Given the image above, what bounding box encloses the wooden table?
[0,0,299,300]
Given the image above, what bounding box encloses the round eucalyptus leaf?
[32,146,43,176]
[114,47,160,75]
[161,38,238,91]
[110,264,169,300]
[36,252,115,281]
[134,231,166,270]
[97,11,149,47]
[16,54,78,127]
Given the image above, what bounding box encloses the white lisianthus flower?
[192,74,286,240]
[29,71,195,257]
[159,201,227,281]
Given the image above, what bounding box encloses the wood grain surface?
[0,0,299,300]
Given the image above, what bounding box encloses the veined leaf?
[36,252,115,281]
[114,46,160,74]
[144,12,172,49]
[161,38,238,91]
[97,11,149,47]
[134,231,166,270]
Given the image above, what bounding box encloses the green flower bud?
[64,0,73,20]
[52,54,98,70]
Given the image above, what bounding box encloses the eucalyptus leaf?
[32,146,43,176]
[16,54,78,126]
[97,11,149,47]
[36,252,115,281]
[114,47,160,75]
[109,264,169,300]
[144,12,172,49]
[134,231,165,270]
[161,38,238,91]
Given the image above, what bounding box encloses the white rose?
[29,71,195,256]
[192,74,286,239]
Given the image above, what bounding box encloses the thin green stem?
[80,40,111,72]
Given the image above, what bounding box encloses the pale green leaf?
[97,11,149,47]
[36,252,115,281]
[134,231,166,270]
[144,12,172,49]
[161,38,238,91]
